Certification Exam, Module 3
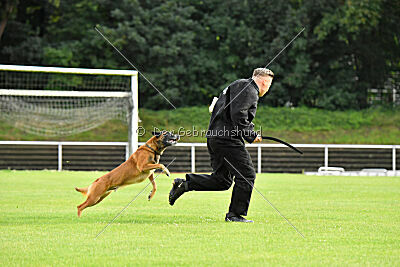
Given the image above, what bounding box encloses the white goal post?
[0,64,139,155]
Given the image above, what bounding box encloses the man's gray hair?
[252,68,274,78]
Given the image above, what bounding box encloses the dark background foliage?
[1,0,399,110]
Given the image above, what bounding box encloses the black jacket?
[206,78,259,143]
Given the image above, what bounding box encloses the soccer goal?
[0,64,139,155]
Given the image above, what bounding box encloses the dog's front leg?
[142,163,171,177]
[148,173,157,201]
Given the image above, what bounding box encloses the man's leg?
[225,150,256,217]
[212,139,256,217]
[169,138,256,220]
[169,139,233,205]
[185,139,233,191]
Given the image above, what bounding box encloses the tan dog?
[75,131,179,217]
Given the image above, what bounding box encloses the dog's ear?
[152,131,162,138]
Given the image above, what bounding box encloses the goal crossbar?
[0,64,137,76]
[0,89,131,98]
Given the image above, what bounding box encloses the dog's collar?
[145,143,161,156]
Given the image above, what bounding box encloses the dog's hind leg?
[76,182,110,217]
[77,195,100,217]
[148,173,157,201]
[93,191,111,206]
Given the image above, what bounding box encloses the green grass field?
[1,170,399,266]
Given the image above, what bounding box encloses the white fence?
[0,141,398,172]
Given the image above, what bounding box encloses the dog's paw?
[164,169,171,177]
[148,191,153,201]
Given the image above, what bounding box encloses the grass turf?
[0,170,399,266]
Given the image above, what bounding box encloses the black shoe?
[225,213,253,223]
[169,178,188,206]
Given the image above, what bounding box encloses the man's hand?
[253,135,262,143]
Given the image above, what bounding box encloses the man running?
[169,68,274,223]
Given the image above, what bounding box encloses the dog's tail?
[75,187,88,196]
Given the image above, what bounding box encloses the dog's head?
[152,131,180,150]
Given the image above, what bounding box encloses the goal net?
[0,65,139,153]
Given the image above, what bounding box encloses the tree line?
[1,0,399,110]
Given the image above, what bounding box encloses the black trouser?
[186,138,256,216]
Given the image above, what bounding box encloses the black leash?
[261,136,303,155]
